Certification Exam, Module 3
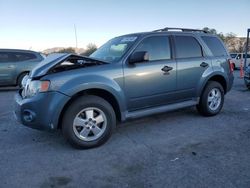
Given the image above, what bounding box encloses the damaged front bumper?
[14,89,70,131]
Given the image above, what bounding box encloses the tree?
[57,47,76,53]
[81,43,97,56]
[202,27,225,41]
[202,27,245,53]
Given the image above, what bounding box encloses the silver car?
[0,49,44,87]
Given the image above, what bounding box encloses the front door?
[123,35,177,111]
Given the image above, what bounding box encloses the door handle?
[161,66,173,72]
[7,65,15,68]
[200,62,209,67]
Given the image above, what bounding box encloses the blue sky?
[0,0,249,51]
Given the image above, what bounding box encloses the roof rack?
[153,27,207,33]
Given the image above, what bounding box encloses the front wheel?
[196,81,224,116]
[17,72,28,88]
[62,95,116,149]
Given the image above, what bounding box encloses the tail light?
[228,59,234,73]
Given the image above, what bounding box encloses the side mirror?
[128,51,149,64]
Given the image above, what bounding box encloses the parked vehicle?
[244,28,250,90]
[14,28,234,149]
[230,53,250,69]
[0,49,44,87]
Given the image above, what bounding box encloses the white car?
[230,53,250,69]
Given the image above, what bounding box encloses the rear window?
[202,36,227,57]
[175,36,203,58]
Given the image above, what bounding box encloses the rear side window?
[15,52,37,61]
[201,36,227,57]
[175,36,203,58]
[243,54,250,58]
[0,52,18,62]
[134,36,171,61]
[0,52,37,63]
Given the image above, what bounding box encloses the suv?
[0,49,44,87]
[14,28,234,149]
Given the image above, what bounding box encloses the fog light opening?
[23,110,35,122]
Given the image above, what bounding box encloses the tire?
[62,95,116,149]
[17,72,28,88]
[196,81,224,116]
[247,85,250,90]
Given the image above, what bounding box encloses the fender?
[46,72,127,121]
[197,71,228,97]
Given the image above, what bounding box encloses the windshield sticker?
[121,37,137,42]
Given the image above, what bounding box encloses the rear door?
[174,34,210,100]
[201,35,232,79]
[14,52,40,71]
[0,52,17,85]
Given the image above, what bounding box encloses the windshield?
[230,53,237,58]
[90,36,138,63]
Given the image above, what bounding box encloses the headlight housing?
[22,80,50,98]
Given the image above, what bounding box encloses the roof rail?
[153,27,207,33]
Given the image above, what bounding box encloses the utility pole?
[74,24,78,50]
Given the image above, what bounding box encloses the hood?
[30,53,108,78]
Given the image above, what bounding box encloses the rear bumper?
[14,90,70,131]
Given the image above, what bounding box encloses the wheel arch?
[16,71,29,86]
[198,74,228,98]
[57,88,123,129]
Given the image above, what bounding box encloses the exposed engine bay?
[49,55,108,73]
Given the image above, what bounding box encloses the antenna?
[74,24,78,50]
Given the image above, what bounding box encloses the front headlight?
[24,80,50,98]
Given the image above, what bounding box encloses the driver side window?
[134,36,171,61]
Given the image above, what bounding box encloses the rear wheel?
[196,81,224,116]
[62,95,116,149]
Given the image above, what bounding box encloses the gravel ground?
[0,71,250,188]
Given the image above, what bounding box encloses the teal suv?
[14,28,234,149]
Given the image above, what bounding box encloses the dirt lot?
[0,71,250,188]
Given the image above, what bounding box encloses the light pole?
[74,24,78,50]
